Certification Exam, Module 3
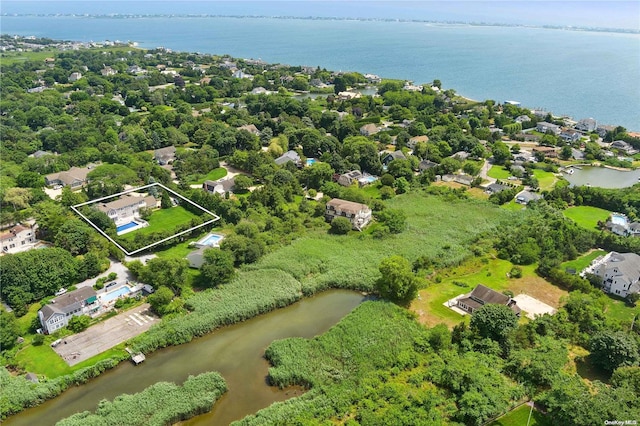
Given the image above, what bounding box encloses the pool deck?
[52,304,158,366]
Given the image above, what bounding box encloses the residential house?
[186,247,207,269]
[515,115,532,124]
[337,170,364,187]
[442,174,474,186]
[44,166,93,188]
[127,65,146,74]
[337,91,361,101]
[360,123,379,137]
[403,82,423,92]
[450,151,470,161]
[154,145,176,165]
[515,190,542,205]
[610,140,638,155]
[38,287,99,334]
[100,67,118,77]
[593,252,640,298]
[575,118,597,132]
[325,198,372,231]
[203,177,236,196]
[457,284,521,316]
[364,73,382,83]
[536,122,561,135]
[407,135,429,150]
[0,224,37,254]
[274,150,302,166]
[381,150,406,166]
[485,183,509,194]
[68,72,82,82]
[237,124,260,136]
[597,124,616,138]
[232,70,253,79]
[560,129,580,143]
[30,150,54,159]
[96,195,157,226]
[532,146,558,158]
[418,159,438,172]
[605,214,640,237]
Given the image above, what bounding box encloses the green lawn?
[531,169,556,191]
[490,404,552,426]
[15,342,72,378]
[563,206,611,230]
[488,165,511,179]
[561,250,607,273]
[501,200,525,211]
[187,167,227,185]
[603,296,640,324]
[118,206,200,241]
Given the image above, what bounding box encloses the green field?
[561,250,607,273]
[247,192,514,295]
[501,200,525,211]
[490,404,552,426]
[488,165,512,179]
[563,206,611,229]
[187,167,228,185]
[531,169,557,191]
[118,206,200,241]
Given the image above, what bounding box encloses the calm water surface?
[6,290,366,426]
[564,166,640,188]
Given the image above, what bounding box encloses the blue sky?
[2,1,639,30]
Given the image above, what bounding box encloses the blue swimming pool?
[116,221,138,233]
[362,176,377,183]
[198,233,224,247]
[611,214,628,226]
[102,286,131,302]
[306,158,317,166]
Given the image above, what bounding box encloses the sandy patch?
[513,294,557,320]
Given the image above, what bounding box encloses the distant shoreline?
[2,13,638,36]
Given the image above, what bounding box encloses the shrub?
[67,315,90,333]
[32,334,45,346]
[330,217,352,235]
[509,266,522,278]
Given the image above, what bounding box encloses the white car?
[54,288,67,296]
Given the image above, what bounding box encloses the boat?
[565,168,575,175]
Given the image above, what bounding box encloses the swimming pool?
[611,213,628,226]
[116,221,138,233]
[195,233,225,247]
[102,286,131,302]
[306,158,317,166]
[361,176,378,183]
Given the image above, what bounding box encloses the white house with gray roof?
[593,252,640,298]
[38,287,99,334]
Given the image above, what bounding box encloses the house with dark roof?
[593,252,640,298]
[418,159,438,172]
[154,146,176,165]
[381,150,406,166]
[536,122,561,135]
[38,287,99,334]
[203,177,236,196]
[457,284,521,316]
[575,118,597,132]
[515,190,542,205]
[485,183,509,195]
[325,198,372,231]
[337,170,364,187]
[610,140,638,155]
[274,150,301,166]
[186,247,207,269]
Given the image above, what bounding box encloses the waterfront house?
[154,146,176,165]
[560,129,580,143]
[203,177,236,196]
[457,284,521,316]
[593,252,640,298]
[515,190,542,205]
[515,115,532,124]
[575,118,597,132]
[0,224,38,254]
[597,124,616,138]
[96,194,157,226]
[38,287,99,334]
[536,122,561,135]
[45,165,93,188]
[325,198,372,231]
[610,140,638,155]
[532,146,558,158]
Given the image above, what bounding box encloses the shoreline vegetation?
[1,13,638,35]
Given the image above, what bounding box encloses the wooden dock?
[125,347,146,365]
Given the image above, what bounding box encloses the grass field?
[187,167,227,185]
[532,169,557,191]
[560,249,607,273]
[563,206,611,229]
[248,192,516,297]
[501,200,525,211]
[411,257,567,327]
[488,165,511,179]
[490,404,552,426]
[118,206,200,241]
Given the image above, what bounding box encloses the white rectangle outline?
[71,182,220,256]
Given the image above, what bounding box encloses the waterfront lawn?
[490,404,552,426]
[563,206,611,230]
[531,169,556,191]
[187,167,227,185]
[488,165,511,179]
[16,344,72,378]
[560,249,607,273]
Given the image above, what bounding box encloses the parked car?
[54,288,67,296]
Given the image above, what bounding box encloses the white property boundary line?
[71,182,220,256]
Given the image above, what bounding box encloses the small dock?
[125,347,146,365]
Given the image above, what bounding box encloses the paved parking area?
[512,294,557,320]
[53,304,157,366]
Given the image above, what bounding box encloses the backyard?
[487,165,511,180]
[186,167,227,185]
[563,205,611,230]
[117,205,201,241]
[489,403,551,426]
